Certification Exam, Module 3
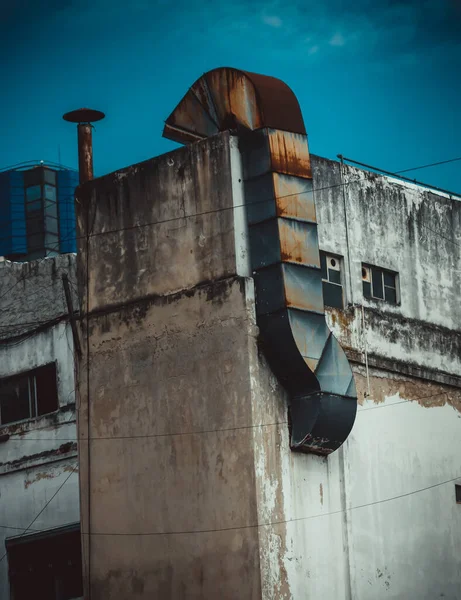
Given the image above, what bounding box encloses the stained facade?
[1,67,461,600]
[73,69,461,600]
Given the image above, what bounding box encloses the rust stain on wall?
[319,483,324,505]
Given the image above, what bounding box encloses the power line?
[1,151,460,305]
[0,465,78,564]
[395,156,461,175]
[5,390,458,442]
[0,470,458,538]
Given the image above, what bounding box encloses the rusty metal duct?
[164,68,357,455]
[63,108,105,184]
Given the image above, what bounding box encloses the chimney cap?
[63,108,105,124]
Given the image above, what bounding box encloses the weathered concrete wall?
[312,155,461,381]
[78,279,261,598]
[250,345,461,600]
[75,132,461,600]
[75,133,263,598]
[0,254,78,337]
[0,256,80,596]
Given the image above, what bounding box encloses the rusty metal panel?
[242,70,306,135]
[206,69,262,131]
[268,130,312,179]
[283,263,324,314]
[191,78,220,128]
[274,174,316,222]
[245,173,316,225]
[163,90,218,142]
[278,219,320,267]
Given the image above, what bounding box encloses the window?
[456,485,461,504]
[6,523,83,600]
[0,364,58,426]
[25,185,42,202]
[44,184,57,201]
[320,252,344,309]
[362,264,398,304]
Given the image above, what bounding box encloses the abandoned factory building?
[1,67,460,600]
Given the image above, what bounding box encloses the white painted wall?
[232,147,461,599]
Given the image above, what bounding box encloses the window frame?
[0,363,59,426]
[320,251,345,309]
[456,484,461,504]
[362,263,399,305]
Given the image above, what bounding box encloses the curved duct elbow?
[163,67,357,455]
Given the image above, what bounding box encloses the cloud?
[329,33,345,46]
[308,45,319,55]
[262,15,283,28]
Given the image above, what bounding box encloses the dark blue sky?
[1,0,461,191]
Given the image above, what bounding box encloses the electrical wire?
[0,154,460,560]
[395,156,461,175]
[4,389,458,441]
[0,469,459,539]
[1,150,460,304]
[0,464,78,564]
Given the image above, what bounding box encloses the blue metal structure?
[0,162,78,260]
[163,67,357,455]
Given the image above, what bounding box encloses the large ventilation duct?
[163,68,357,455]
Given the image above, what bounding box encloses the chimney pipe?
[63,108,105,184]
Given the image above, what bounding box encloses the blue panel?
[57,170,78,253]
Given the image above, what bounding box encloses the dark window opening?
[320,252,344,309]
[362,264,398,304]
[7,524,83,600]
[456,485,461,504]
[0,363,58,426]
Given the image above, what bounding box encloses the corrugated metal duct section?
[163,67,357,455]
